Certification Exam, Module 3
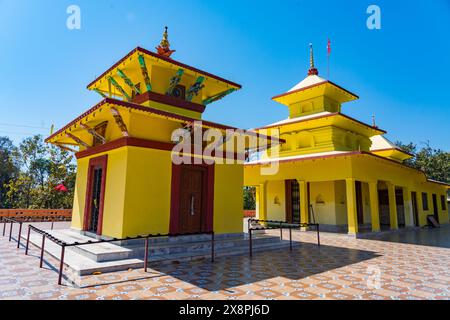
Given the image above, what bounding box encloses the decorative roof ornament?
[308,43,319,76]
[156,26,176,58]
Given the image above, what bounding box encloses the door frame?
[83,155,108,235]
[411,191,419,226]
[169,163,215,234]
[432,194,439,223]
[355,181,364,224]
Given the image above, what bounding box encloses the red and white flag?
[327,39,331,56]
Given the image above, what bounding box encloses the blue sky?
[0,0,449,150]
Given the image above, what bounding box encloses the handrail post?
[249,228,253,258]
[317,224,320,247]
[279,221,283,240]
[51,221,54,230]
[25,225,31,255]
[17,222,23,249]
[39,234,46,268]
[58,244,66,285]
[144,236,149,272]
[211,232,215,262]
[9,221,13,241]
[289,226,292,252]
[2,217,6,236]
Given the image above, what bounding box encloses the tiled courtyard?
[1,222,449,300]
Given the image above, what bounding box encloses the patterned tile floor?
[0,222,449,300]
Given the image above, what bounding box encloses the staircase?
[25,229,296,278]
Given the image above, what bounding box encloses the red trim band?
[132,91,206,113]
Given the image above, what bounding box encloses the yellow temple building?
[244,45,450,235]
[45,28,276,239]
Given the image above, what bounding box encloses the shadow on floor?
[145,242,380,292]
[359,224,450,249]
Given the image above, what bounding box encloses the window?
[422,192,429,211]
[441,195,447,211]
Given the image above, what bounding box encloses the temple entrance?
[355,181,364,224]
[84,155,107,235]
[396,188,405,228]
[179,166,207,234]
[285,180,300,223]
[411,192,419,226]
[432,194,439,223]
[378,188,390,230]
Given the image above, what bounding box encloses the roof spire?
[308,43,319,76]
[156,26,176,58]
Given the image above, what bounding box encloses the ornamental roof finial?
[308,43,319,76]
[156,26,176,58]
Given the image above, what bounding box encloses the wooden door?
[411,192,419,226]
[285,180,300,223]
[432,194,439,223]
[84,155,107,235]
[179,166,205,233]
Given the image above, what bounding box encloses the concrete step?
[74,233,281,262]
[23,230,296,283]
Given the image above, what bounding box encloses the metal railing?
[1,217,23,248]
[23,225,215,285]
[247,218,320,257]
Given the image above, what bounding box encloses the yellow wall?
[72,148,128,237]
[121,147,173,237]
[310,181,338,225]
[72,145,245,238]
[265,180,286,221]
[213,163,244,234]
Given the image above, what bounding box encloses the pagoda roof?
[370,135,414,161]
[45,98,281,147]
[253,112,386,137]
[272,75,359,106]
[87,47,241,102]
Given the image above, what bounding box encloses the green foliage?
[395,141,450,184]
[2,135,76,209]
[243,186,256,210]
[0,137,19,207]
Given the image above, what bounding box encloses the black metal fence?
[247,218,320,257]
[2,217,215,286]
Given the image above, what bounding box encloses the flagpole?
[327,39,331,79]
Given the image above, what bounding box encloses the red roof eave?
[45,98,281,144]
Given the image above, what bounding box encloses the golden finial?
[308,43,319,76]
[156,26,176,58]
[160,26,170,48]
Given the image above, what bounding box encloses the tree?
[4,135,76,209]
[0,137,19,207]
[395,141,450,184]
[243,186,256,210]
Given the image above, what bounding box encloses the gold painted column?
[403,187,414,227]
[256,182,268,221]
[368,181,380,232]
[387,182,398,230]
[346,178,358,235]
[297,180,309,225]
